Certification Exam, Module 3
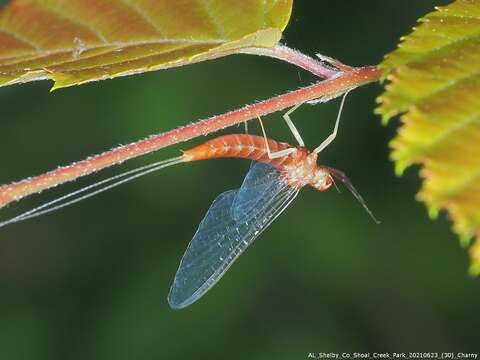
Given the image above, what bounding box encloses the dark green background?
[1,1,478,359]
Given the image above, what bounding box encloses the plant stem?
[0,50,381,209]
[240,44,344,78]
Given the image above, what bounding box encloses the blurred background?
[1,1,478,359]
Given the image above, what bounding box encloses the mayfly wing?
[168,162,299,309]
[232,162,286,221]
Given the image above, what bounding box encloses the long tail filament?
[0,156,185,228]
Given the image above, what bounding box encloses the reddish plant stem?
[240,44,343,78]
[0,65,381,209]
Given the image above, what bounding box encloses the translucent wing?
[168,163,299,309]
[232,162,286,221]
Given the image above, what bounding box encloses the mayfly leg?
[282,103,305,147]
[257,115,296,159]
[254,101,307,160]
[313,91,350,154]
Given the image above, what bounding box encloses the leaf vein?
[50,43,195,73]
[199,0,226,39]
[37,1,108,44]
[429,12,480,21]
[118,0,167,38]
[262,0,267,27]
[441,165,480,202]
[386,32,480,71]
[416,64,480,104]
[416,111,480,156]
[0,28,43,52]
[0,38,225,68]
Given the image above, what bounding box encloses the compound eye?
[321,174,334,191]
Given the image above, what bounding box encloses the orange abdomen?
[182,134,293,168]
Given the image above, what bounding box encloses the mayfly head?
[311,168,334,192]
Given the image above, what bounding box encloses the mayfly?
[0,94,377,309]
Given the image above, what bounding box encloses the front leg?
[313,91,350,154]
[282,103,305,147]
[257,116,296,159]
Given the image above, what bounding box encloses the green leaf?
[0,0,293,89]
[376,0,480,275]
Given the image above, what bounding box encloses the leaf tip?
[427,205,439,220]
[50,80,68,92]
[374,105,391,126]
[469,240,480,276]
[468,266,480,277]
[393,160,408,176]
[459,233,472,248]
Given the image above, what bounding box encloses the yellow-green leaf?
[376,0,480,274]
[0,0,293,89]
